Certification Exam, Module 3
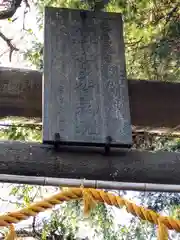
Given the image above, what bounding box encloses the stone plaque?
[43,7,132,147]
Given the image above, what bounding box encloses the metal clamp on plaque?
[43,7,132,150]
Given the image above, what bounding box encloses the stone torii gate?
[0,7,180,190]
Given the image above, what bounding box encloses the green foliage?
[25,0,180,82]
[89,203,120,239]
[41,209,78,239]
[10,183,40,201]
[118,218,156,240]
[0,123,41,142]
[139,192,180,213]
[24,42,43,70]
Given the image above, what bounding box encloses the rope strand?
[0,188,179,239]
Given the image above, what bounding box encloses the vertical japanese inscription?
[72,17,102,141]
[43,8,132,145]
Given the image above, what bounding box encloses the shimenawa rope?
[1,188,179,240]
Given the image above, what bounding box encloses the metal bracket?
[45,133,131,152]
[54,133,61,150]
[104,136,112,155]
[80,10,87,20]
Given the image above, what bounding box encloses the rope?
[0,188,179,240]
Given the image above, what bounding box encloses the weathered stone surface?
[43,7,132,146]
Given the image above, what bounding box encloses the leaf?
[27,28,33,33]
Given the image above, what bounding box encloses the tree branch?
[32,216,41,239]
[13,229,38,238]
[24,0,30,9]
[164,3,180,26]
[0,30,19,61]
[0,195,22,205]
[153,3,180,25]
[125,37,143,47]
[0,0,22,20]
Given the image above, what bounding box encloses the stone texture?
[43,7,132,146]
